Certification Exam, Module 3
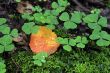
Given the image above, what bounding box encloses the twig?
[72,0,90,12]
[11,58,21,73]
[0,0,16,5]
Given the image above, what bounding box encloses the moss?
[6,48,110,73]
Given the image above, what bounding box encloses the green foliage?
[59,12,69,21]
[57,36,88,51]
[22,13,34,21]
[51,2,59,9]
[51,0,69,16]
[21,0,70,35]
[71,11,82,23]
[57,0,69,7]
[63,45,72,52]
[22,22,39,34]
[74,62,95,73]
[91,9,101,14]
[0,18,18,53]
[15,0,21,2]
[59,11,83,29]
[0,35,15,53]
[1,0,110,72]
[56,37,73,51]
[83,12,107,30]
[33,52,48,66]
[83,14,99,23]
[46,24,55,30]
[10,29,19,38]
[32,6,42,12]
[90,29,110,46]
[6,47,110,73]
[0,18,7,25]
[0,58,6,73]
[75,36,88,48]
[64,21,77,29]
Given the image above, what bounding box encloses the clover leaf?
[22,22,39,34]
[74,36,88,48]
[2,26,10,34]
[5,44,15,51]
[33,52,48,66]
[44,10,51,16]
[88,23,101,30]
[32,6,42,12]
[0,60,6,73]
[60,11,82,30]
[58,0,69,7]
[22,22,34,34]
[59,12,69,21]
[77,43,85,48]
[83,13,107,30]
[0,45,4,53]
[69,39,76,46]
[46,15,59,25]
[56,37,68,44]
[63,45,72,52]
[0,25,18,38]
[46,24,55,30]
[64,21,77,29]
[71,11,82,23]
[15,0,21,2]
[75,36,82,43]
[96,39,110,46]
[89,29,100,40]
[0,35,15,53]
[90,30,110,46]
[83,14,99,23]
[98,17,107,27]
[91,9,101,14]
[82,37,88,44]
[100,31,110,41]
[56,7,65,13]
[51,10,60,16]
[22,13,34,21]
[51,2,59,9]
[0,35,12,46]
[34,13,46,23]
[10,29,18,38]
[0,18,7,25]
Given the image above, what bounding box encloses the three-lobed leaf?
[0,45,4,53]
[59,12,69,21]
[63,45,72,52]
[0,35,12,46]
[69,39,76,46]
[22,22,35,34]
[64,21,77,29]
[11,29,19,37]
[71,11,82,23]
[33,52,48,66]
[5,44,15,51]
[57,37,68,44]
[51,2,59,9]
[77,43,85,48]
[83,14,99,23]
[58,0,69,7]
[96,39,110,46]
[0,18,7,25]
[98,17,107,27]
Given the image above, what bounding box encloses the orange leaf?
[29,26,60,55]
